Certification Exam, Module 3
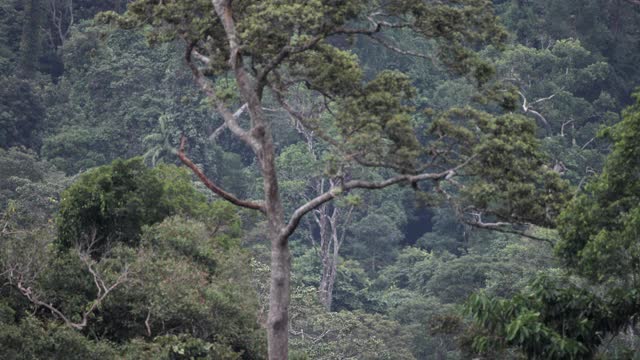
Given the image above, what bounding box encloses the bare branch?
[208,103,248,142]
[529,93,556,106]
[46,0,74,49]
[518,90,553,133]
[16,281,83,329]
[192,49,211,64]
[1,218,10,235]
[75,253,128,329]
[273,89,343,150]
[333,12,411,35]
[336,205,355,250]
[185,43,261,153]
[281,156,476,240]
[145,308,152,337]
[177,136,265,212]
[465,218,555,245]
[560,118,574,137]
[581,136,596,150]
[434,177,557,245]
[527,109,551,131]
[212,0,267,133]
[12,233,129,330]
[368,34,436,64]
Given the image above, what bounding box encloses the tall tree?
[103,1,565,357]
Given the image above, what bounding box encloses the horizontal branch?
[281,156,476,240]
[177,136,266,213]
[530,93,556,106]
[333,13,411,36]
[465,219,555,245]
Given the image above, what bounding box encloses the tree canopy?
[2,0,640,359]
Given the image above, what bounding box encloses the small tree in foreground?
[103,1,566,358]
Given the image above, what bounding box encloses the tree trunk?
[317,206,332,310]
[267,233,291,359]
[258,114,290,359]
[319,254,338,311]
[318,255,334,310]
[318,209,339,311]
[326,233,340,310]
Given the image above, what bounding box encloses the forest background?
[1,0,640,359]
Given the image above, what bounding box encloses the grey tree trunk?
[316,207,338,310]
[261,127,291,359]
[267,232,291,359]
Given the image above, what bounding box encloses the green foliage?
[0,76,45,149]
[466,272,630,359]
[346,213,404,273]
[337,70,421,171]
[0,147,68,228]
[56,158,168,251]
[105,0,509,113]
[4,0,639,358]
[293,250,375,312]
[431,108,569,226]
[41,22,211,174]
[97,216,266,358]
[468,112,568,226]
[497,0,640,102]
[0,315,118,360]
[556,91,640,282]
[289,286,415,360]
[1,211,264,359]
[467,91,640,359]
[0,1,23,75]
[56,158,218,252]
[290,43,363,97]
[416,208,468,255]
[17,0,44,77]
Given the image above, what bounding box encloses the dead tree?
[45,0,74,51]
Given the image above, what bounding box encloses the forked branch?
[185,43,261,153]
[11,232,129,330]
[518,90,554,134]
[281,157,476,241]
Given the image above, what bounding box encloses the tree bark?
[260,112,290,359]
[267,233,291,359]
[316,205,343,311]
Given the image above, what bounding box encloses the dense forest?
[1,0,640,359]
